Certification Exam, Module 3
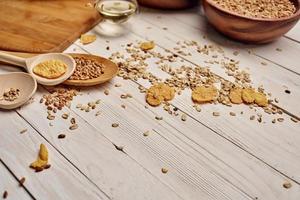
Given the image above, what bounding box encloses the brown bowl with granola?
[202,0,300,43]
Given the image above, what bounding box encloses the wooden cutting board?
[0,0,101,53]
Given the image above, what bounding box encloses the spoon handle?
[0,52,26,68]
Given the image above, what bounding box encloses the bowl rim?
[205,0,300,22]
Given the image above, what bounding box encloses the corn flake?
[30,144,49,170]
[192,86,218,103]
[80,34,96,45]
[140,41,155,51]
[33,59,67,79]
[242,88,255,104]
[254,92,268,107]
[229,88,243,104]
[146,83,175,106]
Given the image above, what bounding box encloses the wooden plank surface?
[0,0,101,53]
[0,161,32,200]
[1,7,300,200]
[0,110,109,200]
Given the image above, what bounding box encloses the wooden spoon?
[0,51,118,87]
[0,52,76,86]
[0,72,37,110]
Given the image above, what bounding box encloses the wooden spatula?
[0,51,118,86]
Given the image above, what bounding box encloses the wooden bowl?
[202,0,300,43]
[138,0,198,9]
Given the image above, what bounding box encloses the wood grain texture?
[70,42,300,199]
[1,8,300,200]
[163,9,300,75]
[0,111,109,200]
[135,11,300,117]
[0,0,101,53]
[74,28,300,195]
[0,162,32,200]
[13,88,183,200]
[286,22,300,41]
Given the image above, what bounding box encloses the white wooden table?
[1,7,300,200]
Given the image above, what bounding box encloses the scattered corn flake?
[140,41,155,51]
[30,144,49,171]
[80,34,96,45]
[254,92,268,107]
[192,86,218,103]
[242,88,255,104]
[146,83,175,106]
[229,88,243,104]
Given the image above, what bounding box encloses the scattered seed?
[195,105,201,112]
[229,112,236,116]
[95,99,101,104]
[70,118,76,124]
[143,131,150,137]
[47,115,55,120]
[181,114,187,121]
[39,98,44,103]
[213,112,220,117]
[163,27,168,30]
[104,89,109,95]
[112,123,119,128]
[274,98,279,103]
[62,113,69,119]
[69,124,78,130]
[277,118,284,122]
[121,104,126,109]
[120,94,127,99]
[161,168,168,174]
[285,89,291,94]
[155,116,163,120]
[250,115,255,120]
[2,191,8,199]
[283,181,292,189]
[114,83,122,87]
[58,134,66,139]
[272,119,276,123]
[261,62,267,66]
[276,48,282,52]
[19,177,26,186]
[20,129,27,134]
[257,117,262,123]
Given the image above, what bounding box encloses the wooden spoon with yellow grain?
[0,51,118,86]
